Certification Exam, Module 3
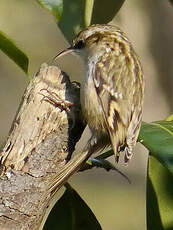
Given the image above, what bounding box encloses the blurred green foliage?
[91,0,125,24]
[139,121,173,174]
[169,0,173,6]
[139,120,173,230]
[37,0,125,42]
[0,31,28,74]
[147,156,173,230]
[36,0,63,21]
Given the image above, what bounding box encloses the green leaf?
[0,31,28,74]
[37,0,125,43]
[91,0,125,24]
[44,183,102,230]
[36,0,86,42]
[36,0,63,21]
[85,0,95,26]
[58,0,86,42]
[147,156,173,230]
[139,121,173,175]
[166,114,173,122]
[147,160,164,230]
[58,0,125,42]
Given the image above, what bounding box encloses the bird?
[54,24,144,164]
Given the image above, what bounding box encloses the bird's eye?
[73,40,85,49]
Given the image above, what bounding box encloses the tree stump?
[0,63,90,230]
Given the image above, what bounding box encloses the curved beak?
[53,47,75,62]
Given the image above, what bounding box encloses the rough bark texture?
[0,64,89,230]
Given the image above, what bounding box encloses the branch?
[0,63,90,230]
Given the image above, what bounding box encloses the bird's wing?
[93,51,143,162]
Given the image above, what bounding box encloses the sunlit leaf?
[44,183,102,230]
[85,0,95,26]
[147,174,164,230]
[139,121,173,175]
[147,156,173,230]
[166,114,173,121]
[36,0,63,21]
[0,31,28,74]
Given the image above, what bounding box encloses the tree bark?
[0,63,90,230]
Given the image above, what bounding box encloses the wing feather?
[93,50,143,162]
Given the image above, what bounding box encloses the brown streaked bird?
[55,24,144,163]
